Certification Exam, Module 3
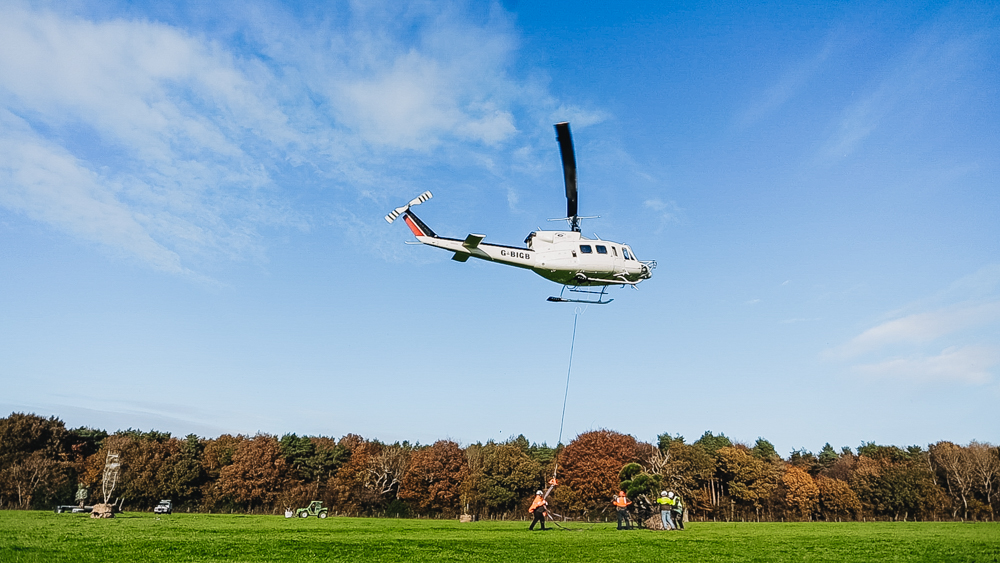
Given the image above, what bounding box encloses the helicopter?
[385,122,655,304]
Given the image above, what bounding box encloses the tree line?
[1,412,997,521]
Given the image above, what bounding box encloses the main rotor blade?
[555,122,578,221]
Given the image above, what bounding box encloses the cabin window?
[622,248,632,260]
[579,245,593,253]
[612,247,618,257]
[596,245,608,254]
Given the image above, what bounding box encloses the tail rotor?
[385,191,432,224]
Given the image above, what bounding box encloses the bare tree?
[365,443,411,497]
[930,442,974,519]
[967,441,1000,517]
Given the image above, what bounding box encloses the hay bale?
[90,503,115,518]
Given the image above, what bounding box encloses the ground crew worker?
[528,490,548,531]
[671,492,685,530]
[613,490,632,530]
[656,491,675,530]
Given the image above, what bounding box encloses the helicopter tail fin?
[402,210,437,238]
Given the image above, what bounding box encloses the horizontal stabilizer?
[463,234,486,249]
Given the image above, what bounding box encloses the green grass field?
[1,511,998,562]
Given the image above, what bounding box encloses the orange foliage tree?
[816,476,861,520]
[218,434,290,512]
[398,440,468,515]
[556,430,637,515]
[781,465,819,520]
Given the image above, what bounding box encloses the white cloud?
[832,300,1000,359]
[817,24,977,162]
[0,2,599,274]
[0,5,297,271]
[644,198,683,224]
[854,345,998,385]
[0,109,186,273]
[336,50,516,148]
[826,267,1000,385]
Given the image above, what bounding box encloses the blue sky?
[2,0,998,456]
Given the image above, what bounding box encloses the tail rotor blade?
[408,191,433,208]
[555,122,578,222]
[385,191,433,223]
[385,205,408,224]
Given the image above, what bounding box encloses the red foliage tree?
[398,440,468,514]
[218,434,290,512]
[556,430,637,514]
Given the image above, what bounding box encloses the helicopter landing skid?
[547,285,614,305]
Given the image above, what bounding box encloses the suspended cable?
[557,306,583,447]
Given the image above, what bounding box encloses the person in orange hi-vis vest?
[613,490,633,530]
[528,490,549,530]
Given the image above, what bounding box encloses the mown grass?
[1,511,998,562]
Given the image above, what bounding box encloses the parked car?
[153,500,172,514]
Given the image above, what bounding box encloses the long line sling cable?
[557,307,582,448]
[546,307,585,530]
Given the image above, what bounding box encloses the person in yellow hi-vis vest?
[671,492,685,530]
[655,491,675,530]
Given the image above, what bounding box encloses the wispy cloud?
[739,36,838,127]
[825,266,1000,384]
[832,301,1000,359]
[643,198,683,225]
[854,345,998,385]
[0,2,584,274]
[0,5,295,271]
[817,23,978,162]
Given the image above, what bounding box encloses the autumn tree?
[327,436,411,514]
[851,446,945,521]
[158,435,205,508]
[199,434,244,510]
[218,434,290,512]
[474,442,543,515]
[716,445,780,521]
[781,465,819,520]
[398,440,468,515]
[0,413,74,509]
[557,430,637,516]
[816,476,861,521]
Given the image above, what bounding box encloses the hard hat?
[668,492,675,498]
[536,490,543,495]
[661,491,668,496]
[618,491,625,495]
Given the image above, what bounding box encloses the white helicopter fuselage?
[412,227,653,287]
[386,117,656,301]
